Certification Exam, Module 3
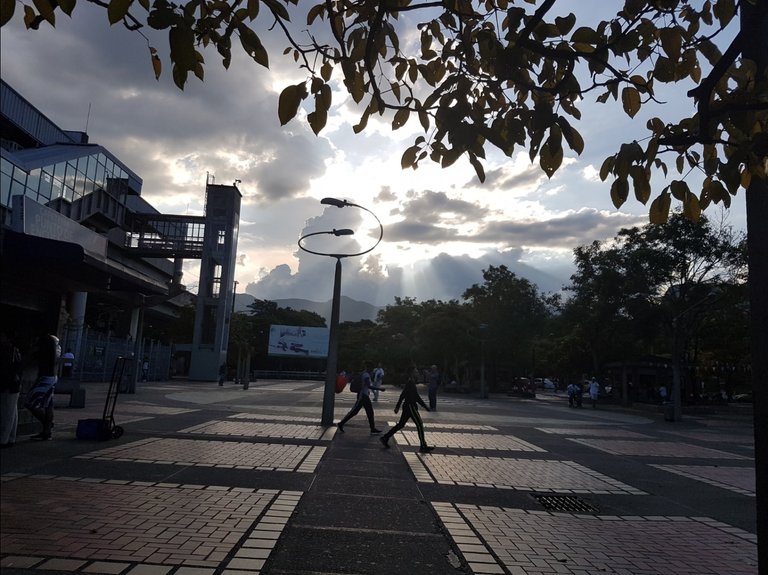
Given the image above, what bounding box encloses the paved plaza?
[0,379,758,575]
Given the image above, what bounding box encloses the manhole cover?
[531,493,599,513]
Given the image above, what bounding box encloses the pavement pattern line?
[403,453,646,494]
[432,502,505,575]
[570,438,752,459]
[448,503,758,575]
[0,474,303,574]
[385,422,499,431]
[659,430,756,444]
[118,403,200,416]
[396,431,546,452]
[537,427,654,438]
[73,438,326,472]
[178,420,332,440]
[228,413,324,423]
[650,464,756,497]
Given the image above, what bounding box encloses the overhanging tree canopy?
[2,0,764,222]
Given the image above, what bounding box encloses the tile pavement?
[1,475,301,574]
[435,502,758,575]
[570,438,752,459]
[74,438,325,472]
[651,464,756,496]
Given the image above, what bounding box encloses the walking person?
[566,382,575,407]
[589,377,600,408]
[371,362,385,401]
[0,331,23,448]
[427,364,440,411]
[337,361,381,434]
[380,373,433,452]
[24,333,61,441]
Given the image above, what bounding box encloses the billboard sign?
[268,325,329,358]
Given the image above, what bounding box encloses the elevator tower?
[188,183,241,380]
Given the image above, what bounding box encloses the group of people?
[566,377,601,408]
[1,332,63,447]
[336,361,440,453]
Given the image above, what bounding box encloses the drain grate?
[531,493,599,513]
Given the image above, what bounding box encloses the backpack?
[349,372,362,393]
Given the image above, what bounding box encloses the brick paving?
[397,431,546,452]
[651,464,756,496]
[570,438,752,459]
[74,438,325,472]
[405,453,645,494]
[0,476,295,570]
[179,421,333,440]
[434,502,758,575]
[1,380,757,575]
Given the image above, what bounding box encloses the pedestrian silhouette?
[380,373,433,452]
[337,361,381,434]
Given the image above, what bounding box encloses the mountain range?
[234,293,382,323]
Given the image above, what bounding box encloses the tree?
[463,265,554,388]
[2,0,766,565]
[562,212,746,405]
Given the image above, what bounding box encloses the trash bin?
[663,402,674,421]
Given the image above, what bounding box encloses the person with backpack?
[337,361,381,434]
[380,371,433,452]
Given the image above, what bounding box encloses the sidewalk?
[0,379,758,575]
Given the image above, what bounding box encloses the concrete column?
[67,291,88,376]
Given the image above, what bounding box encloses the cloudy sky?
[0,2,746,306]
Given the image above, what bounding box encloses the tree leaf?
[238,24,268,68]
[621,86,641,118]
[0,0,16,26]
[307,109,327,135]
[392,107,410,130]
[107,0,132,25]
[469,154,485,183]
[401,145,419,170]
[670,179,689,201]
[149,46,161,79]
[57,0,75,16]
[630,165,651,204]
[682,192,701,221]
[278,84,304,126]
[610,177,629,208]
[32,0,54,24]
[649,192,671,224]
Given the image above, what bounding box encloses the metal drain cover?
[531,493,599,513]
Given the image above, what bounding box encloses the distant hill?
[234,293,382,323]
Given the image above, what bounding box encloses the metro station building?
[0,79,240,382]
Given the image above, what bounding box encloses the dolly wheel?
[112,426,124,439]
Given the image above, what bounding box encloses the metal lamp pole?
[298,198,383,426]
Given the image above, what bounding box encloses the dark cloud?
[481,162,544,190]
[477,209,646,247]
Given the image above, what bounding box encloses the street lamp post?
[298,198,383,426]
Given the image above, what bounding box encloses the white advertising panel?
[268,325,329,358]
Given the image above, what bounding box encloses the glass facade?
[0,150,133,216]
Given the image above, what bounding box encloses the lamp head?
[321,197,348,208]
[333,228,354,236]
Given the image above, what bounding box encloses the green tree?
[463,265,554,389]
[562,213,745,405]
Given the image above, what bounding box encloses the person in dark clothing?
[0,331,23,447]
[337,361,381,434]
[380,376,433,452]
[24,334,60,441]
